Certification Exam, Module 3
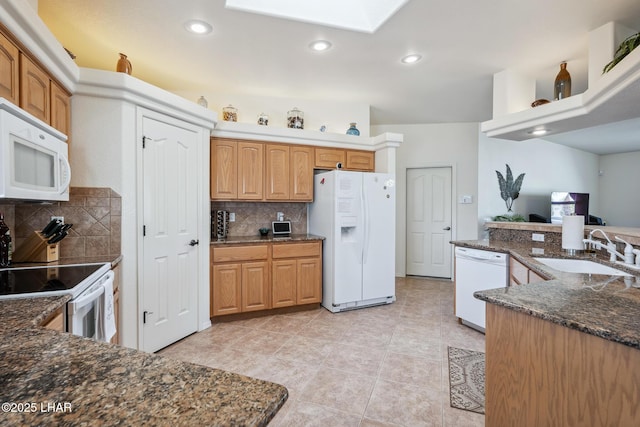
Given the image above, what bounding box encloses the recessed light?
[184,20,213,35]
[401,54,422,64]
[529,128,549,136]
[309,40,332,52]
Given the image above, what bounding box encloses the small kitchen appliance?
[271,221,291,236]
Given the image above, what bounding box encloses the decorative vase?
[287,107,304,129]
[222,105,237,122]
[554,62,571,100]
[116,53,132,75]
[346,123,360,136]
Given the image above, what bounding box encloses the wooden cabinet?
[265,144,290,200]
[211,244,270,316]
[20,53,50,123]
[211,138,264,200]
[315,147,374,171]
[41,306,65,332]
[290,145,314,200]
[272,241,322,306]
[346,150,374,171]
[510,257,547,285]
[0,31,19,105]
[50,80,71,138]
[315,147,346,169]
[211,240,322,317]
[265,144,314,201]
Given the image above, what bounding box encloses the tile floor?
[159,276,485,426]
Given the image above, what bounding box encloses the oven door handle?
[68,280,107,312]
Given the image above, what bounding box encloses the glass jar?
[222,105,238,122]
[287,107,304,129]
[197,96,208,108]
[257,112,269,126]
[346,122,360,136]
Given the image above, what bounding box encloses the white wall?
[478,133,600,233]
[371,123,480,277]
[175,90,370,137]
[598,151,640,227]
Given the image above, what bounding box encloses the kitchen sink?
[533,258,632,276]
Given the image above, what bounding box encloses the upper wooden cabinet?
[20,53,50,123]
[1,28,71,138]
[346,150,374,171]
[0,31,19,105]
[211,138,264,200]
[265,143,313,201]
[315,147,374,171]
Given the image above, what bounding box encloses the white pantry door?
[141,115,199,352]
[406,167,452,278]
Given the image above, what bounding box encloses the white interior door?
[406,167,452,278]
[141,115,199,352]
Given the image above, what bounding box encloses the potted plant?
[603,32,640,73]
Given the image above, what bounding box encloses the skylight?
[225,0,410,33]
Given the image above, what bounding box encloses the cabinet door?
[242,261,270,312]
[315,147,346,169]
[265,144,290,200]
[238,141,264,200]
[290,145,314,201]
[211,138,238,199]
[297,257,321,304]
[272,259,297,308]
[0,31,19,105]
[212,263,242,315]
[50,81,71,137]
[42,307,65,332]
[19,53,50,123]
[346,150,374,171]
[510,257,529,285]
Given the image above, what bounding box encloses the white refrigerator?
[308,170,396,312]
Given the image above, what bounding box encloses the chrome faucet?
[583,229,635,265]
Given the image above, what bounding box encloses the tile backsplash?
[211,202,307,237]
[0,187,121,260]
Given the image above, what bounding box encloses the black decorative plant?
[495,164,525,212]
[603,32,640,73]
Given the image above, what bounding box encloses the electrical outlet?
[229,212,235,222]
[532,233,545,242]
[51,216,64,224]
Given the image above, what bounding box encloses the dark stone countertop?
[452,239,640,350]
[0,287,287,425]
[211,233,324,245]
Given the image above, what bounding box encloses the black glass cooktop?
[0,264,106,299]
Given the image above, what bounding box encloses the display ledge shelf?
[481,45,640,141]
[211,120,402,151]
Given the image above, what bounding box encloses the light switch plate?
[229,212,236,222]
[458,195,473,204]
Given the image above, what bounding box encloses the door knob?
[189,239,200,246]
[443,226,451,231]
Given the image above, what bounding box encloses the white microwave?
[0,98,70,202]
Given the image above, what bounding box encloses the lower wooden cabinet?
[41,306,65,332]
[211,240,322,317]
[510,257,547,285]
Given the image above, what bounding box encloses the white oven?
[67,270,114,340]
[0,98,70,202]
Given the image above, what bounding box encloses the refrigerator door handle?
[362,177,369,264]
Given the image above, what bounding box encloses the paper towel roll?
[562,215,585,250]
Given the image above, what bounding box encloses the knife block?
[12,231,59,263]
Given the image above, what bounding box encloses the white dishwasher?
[454,246,509,332]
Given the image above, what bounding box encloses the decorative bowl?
[259,228,270,236]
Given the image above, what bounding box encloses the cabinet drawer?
[272,242,321,259]
[213,245,268,262]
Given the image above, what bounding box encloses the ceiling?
[37,0,640,130]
